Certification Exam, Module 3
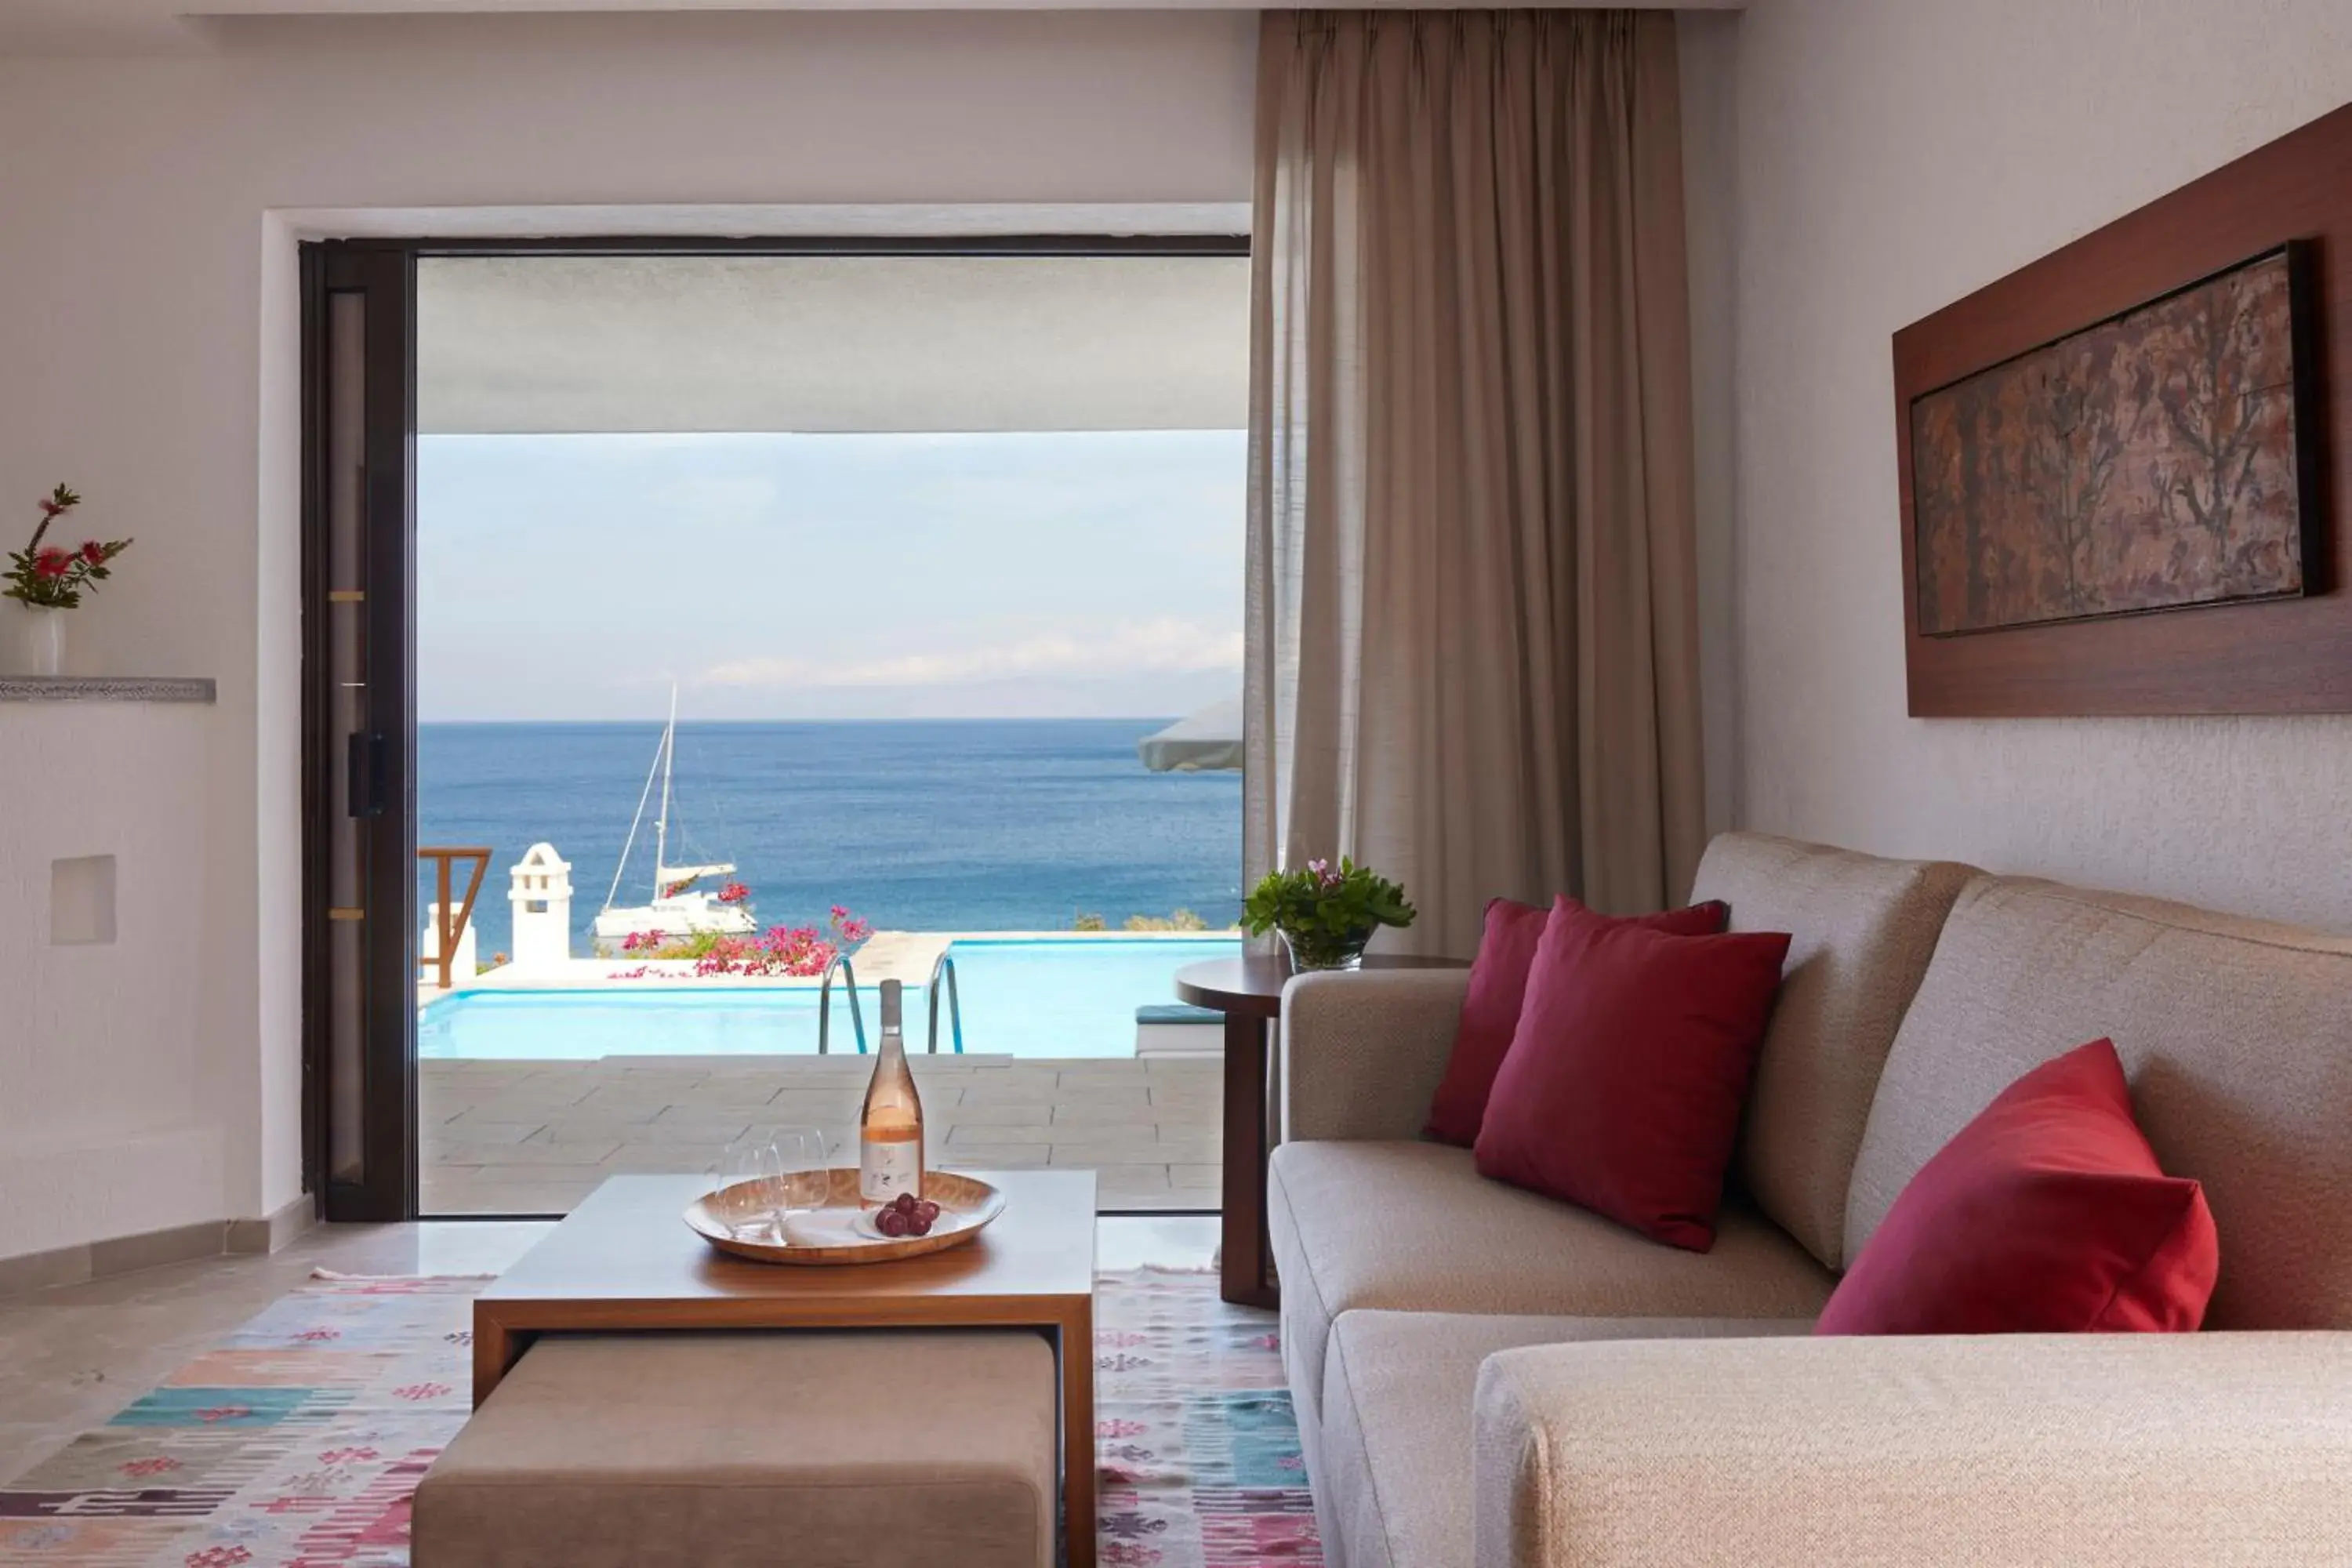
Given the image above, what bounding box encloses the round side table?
[1176,953,1466,1307]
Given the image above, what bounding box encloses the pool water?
[418,936,1241,1061]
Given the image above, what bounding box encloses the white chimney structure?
[509,842,575,974]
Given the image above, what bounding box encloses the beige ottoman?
[413,1330,1057,1568]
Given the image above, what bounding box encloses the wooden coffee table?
[472,1170,1099,1568]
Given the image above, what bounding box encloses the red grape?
[875,1208,909,1237]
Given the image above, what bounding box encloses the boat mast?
[652,684,678,898]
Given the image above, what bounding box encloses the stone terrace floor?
[420,1054,1221,1215]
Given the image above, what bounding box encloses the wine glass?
[715,1133,786,1242]
[768,1125,830,1236]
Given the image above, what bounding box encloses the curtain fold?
[1244,9,1705,957]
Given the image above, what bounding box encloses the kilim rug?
[0,1267,1320,1568]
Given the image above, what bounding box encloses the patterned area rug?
[0,1268,1320,1568]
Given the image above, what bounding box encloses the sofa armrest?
[1279,968,1469,1142]
[1473,1332,2352,1566]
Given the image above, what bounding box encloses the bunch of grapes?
[875,1191,942,1237]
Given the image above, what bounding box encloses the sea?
[418,718,1244,957]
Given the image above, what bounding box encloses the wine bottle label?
[860,1138,920,1204]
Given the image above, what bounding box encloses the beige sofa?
[1268,832,2352,1568]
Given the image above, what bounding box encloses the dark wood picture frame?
[1894,101,2350,716]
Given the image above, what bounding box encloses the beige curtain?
[1243,9,1706,957]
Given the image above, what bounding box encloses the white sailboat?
[592,688,757,950]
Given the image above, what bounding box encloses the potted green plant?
[3,485,130,677]
[1242,856,1417,971]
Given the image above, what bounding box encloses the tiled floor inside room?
[420,1054,1222,1214]
[0,1211,1222,1488]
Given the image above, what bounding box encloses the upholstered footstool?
[412,1330,1057,1568]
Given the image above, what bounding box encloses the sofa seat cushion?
[412,1330,1054,1568]
[1321,1311,1811,1568]
[1267,1140,1835,1426]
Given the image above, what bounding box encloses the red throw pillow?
[1814,1039,2217,1335]
[1472,902,1789,1250]
[1424,895,1729,1147]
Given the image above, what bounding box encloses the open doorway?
[303,237,1250,1222]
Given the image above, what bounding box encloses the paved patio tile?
[428,1138,621,1166]
[422,1056,1218,1214]
[426,1120,546,1145]
[1062,1141,1219,1166]
[537,1118,753,1145]
[1036,1120,1166,1146]
[598,1145,728,1174]
[1095,1167,1175,1200]
[940,1102,1055,1127]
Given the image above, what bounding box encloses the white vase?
[9,603,67,677]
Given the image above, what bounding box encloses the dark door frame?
[299,230,1250,1222]
[301,242,422,1223]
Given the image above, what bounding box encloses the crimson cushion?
[1424,895,1728,1147]
[1472,902,1789,1250]
[1815,1039,2218,1335]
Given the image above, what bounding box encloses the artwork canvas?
[1910,245,2314,637]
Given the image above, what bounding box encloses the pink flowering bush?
[616,902,870,978]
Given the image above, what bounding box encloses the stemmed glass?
[768,1126,831,1239]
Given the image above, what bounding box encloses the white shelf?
[0,676,216,703]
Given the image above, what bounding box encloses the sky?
[417,430,1247,723]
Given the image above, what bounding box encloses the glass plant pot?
[1280,927,1374,972]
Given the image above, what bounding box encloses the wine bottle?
[858,978,925,1205]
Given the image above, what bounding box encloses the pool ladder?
[927,949,965,1056]
[815,954,867,1055]
[815,950,964,1055]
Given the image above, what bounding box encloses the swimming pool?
[417,935,1241,1061]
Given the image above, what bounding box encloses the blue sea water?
[418,718,1243,957]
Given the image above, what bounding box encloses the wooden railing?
[419,846,493,991]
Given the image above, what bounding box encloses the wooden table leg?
[1062,1301,1097,1568]
[471,1308,526,1408]
[1219,1012,1278,1308]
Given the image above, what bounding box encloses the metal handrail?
[925,949,964,1055]
[817,953,868,1054]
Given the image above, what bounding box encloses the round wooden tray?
[684,1167,1006,1266]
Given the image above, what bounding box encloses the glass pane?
[325,288,369,1185]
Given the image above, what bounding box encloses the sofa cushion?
[1848,875,2352,1330]
[1423,895,1726,1147]
[1475,906,1791,1250]
[1690,832,1976,1270]
[1818,1039,2218,1336]
[1266,1140,1835,1428]
[1320,1312,1811,1568]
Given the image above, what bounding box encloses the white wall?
[1730,0,2352,927]
[0,704,221,1259]
[0,9,1258,1250]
